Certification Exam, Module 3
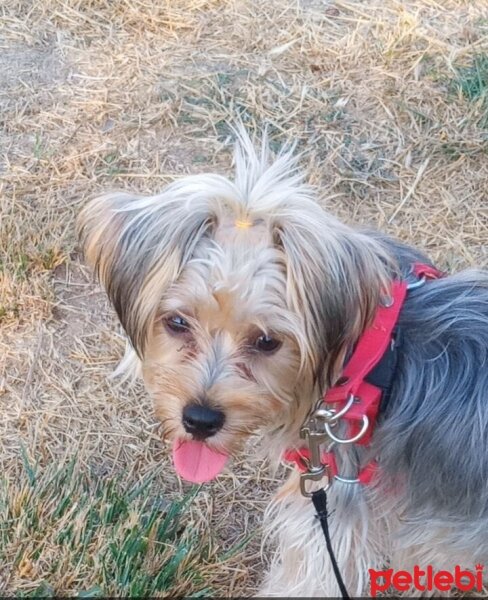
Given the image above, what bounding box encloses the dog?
[78,128,488,597]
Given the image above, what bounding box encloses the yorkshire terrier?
[78,128,488,597]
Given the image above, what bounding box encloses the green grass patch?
[454,55,488,126]
[0,452,215,597]
[456,55,488,102]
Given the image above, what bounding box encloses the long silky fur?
[78,128,488,597]
[262,255,488,597]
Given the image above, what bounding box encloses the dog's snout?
[182,403,225,439]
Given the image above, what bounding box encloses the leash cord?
[312,488,350,600]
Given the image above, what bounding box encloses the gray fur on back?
[372,235,488,518]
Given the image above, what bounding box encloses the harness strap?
[324,280,407,446]
[284,262,444,483]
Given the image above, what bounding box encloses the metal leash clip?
[299,418,330,497]
[299,397,366,496]
[298,402,344,497]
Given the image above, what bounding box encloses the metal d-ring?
[334,474,361,484]
[406,263,427,291]
[325,414,370,445]
[406,275,426,290]
[313,394,355,425]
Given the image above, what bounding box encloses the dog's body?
[78,129,488,597]
[262,257,488,597]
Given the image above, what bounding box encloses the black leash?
[312,488,350,600]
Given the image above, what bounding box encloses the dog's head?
[78,129,391,482]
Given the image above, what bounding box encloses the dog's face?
[141,217,305,480]
[78,132,389,482]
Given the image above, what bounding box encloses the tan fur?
[78,128,397,595]
[77,127,393,459]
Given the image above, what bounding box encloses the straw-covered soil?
[1,0,487,595]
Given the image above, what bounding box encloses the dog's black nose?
[182,404,225,439]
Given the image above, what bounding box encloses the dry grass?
[1,0,487,595]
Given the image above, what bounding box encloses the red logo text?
[369,564,484,597]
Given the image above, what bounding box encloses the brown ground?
[1,0,487,595]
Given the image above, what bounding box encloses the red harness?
[284,263,444,487]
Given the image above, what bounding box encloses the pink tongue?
[172,439,229,483]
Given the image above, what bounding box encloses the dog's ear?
[77,191,216,355]
[273,215,392,387]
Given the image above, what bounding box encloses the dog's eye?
[255,334,282,354]
[165,314,190,334]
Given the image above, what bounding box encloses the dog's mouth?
[172,438,229,483]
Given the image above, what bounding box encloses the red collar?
[284,263,444,487]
